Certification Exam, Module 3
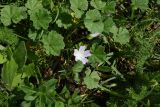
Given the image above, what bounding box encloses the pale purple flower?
[90,32,101,38]
[74,46,91,64]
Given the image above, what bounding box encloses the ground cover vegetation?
[0,0,160,107]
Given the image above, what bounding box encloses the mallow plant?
[0,0,160,107]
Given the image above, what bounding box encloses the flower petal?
[74,49,79,56]
[81,58,88,64]
[79,46,86,52]
[84,50,91,57]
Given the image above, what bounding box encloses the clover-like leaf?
[132,0,149,10]
[84,69,100,89]
[89,44,106,65]
[1,5,27,26]
[84,9,104,33]
[29,8,52,30]
[110,26,130,44]
[41,31,65,56]
[91,0,106,10]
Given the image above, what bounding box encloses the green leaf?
[127,86,148,101]
[89,44,106,65]
[70,0,88,18]
[56,9,72,29]
[26,0,50,30]
[21,101,31,107]
[36,97,45,107]
[72,9,84,18]
[1,5,27,26]
[84,9,104,33]
[72,61,84,73]
[55,101,64,107]
[0,28,19,45]
[12,74,23,88]
[41,31,65,56]
[72,61,84,82]
[84,69,100,89]
[24,95,37,101]
[23,63,36,77]
[110,26,130,44]
[132,0,149,10]
[157,0,160,4]
[0,53,7,64]
[103,1,116,13]
[1,57,19,89]
[91,0,106,10]
[20,85,36,94]
[0,45,6,50]
[28,30,37,41]
[70,0,88,10]
[25,0,43,11]
[13,41,27,69]
[104,17,115,32]
[29,8,52,30]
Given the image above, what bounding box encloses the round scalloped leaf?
[89,44,106,65]
[1,5,27,26]
[104,17,115,32]
[84,9,104,33]
[110,26,130,44]
[84,69,100,89]
[25,0,43,11]
[29,8,52,30]
[70,0,88,18]
[91,0,106,10]
[70,0,88,11]
[103,1,116,13]
[41,31,65,56]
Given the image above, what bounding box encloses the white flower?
[90,32,101,38]
[74,46,91,64]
